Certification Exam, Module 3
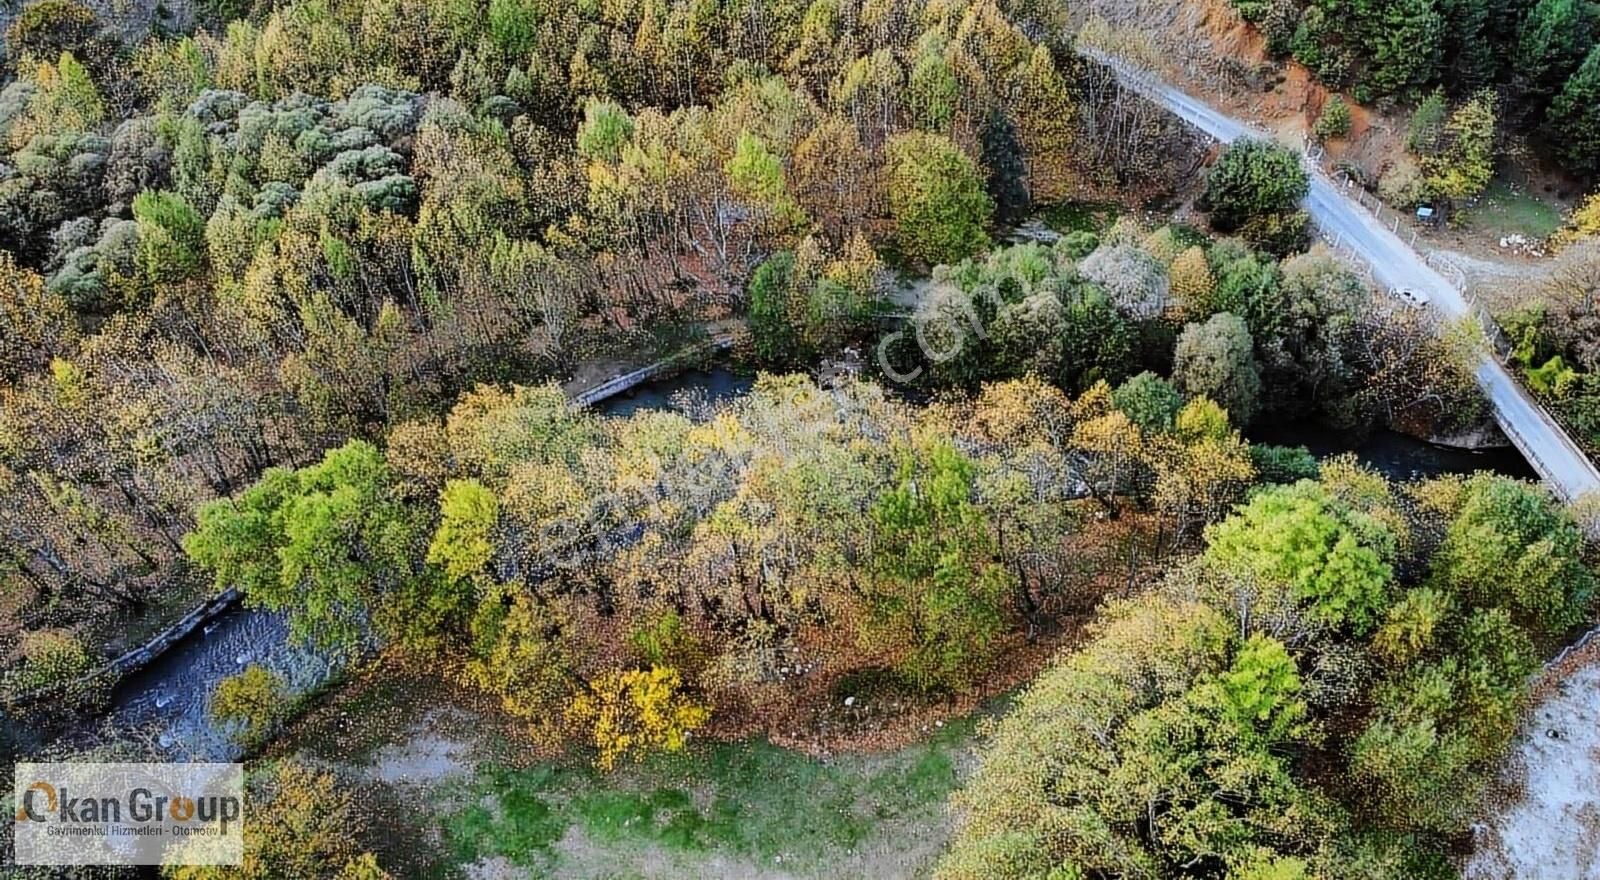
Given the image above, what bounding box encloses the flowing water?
[103,608,340,760]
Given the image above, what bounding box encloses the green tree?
[1548,46,1600,178]
[1173,312,1262,425]
[747,250,801,364]
[1059,286,1136,392]
[937,594,1328,880]
[1201,140,1309,232]
[1113,371,1184,433]
[184,440,431,651]
[576,98,634,161]
[133,190,207,282]
[1510,0,1592,115]
[726,131,804,229]
[1203,481,1395,634]
[908,36,960,130]
[887,132,994,266]
[864,441,1014,692]
[1425,474,1594,635]
[1407,89,1449,153]
[1363,0,1444,99]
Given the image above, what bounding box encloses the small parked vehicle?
[1396,287,1430,307]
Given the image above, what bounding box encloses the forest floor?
[1466,636,1600,879]
[268,663,1004,879]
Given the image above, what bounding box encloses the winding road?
[1078,46,1600,502]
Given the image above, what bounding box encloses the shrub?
[565,665,711,770]
[5,629,93,694]
[1314,95,1353,141]
[6,1,99,65]
[210,664,292,744]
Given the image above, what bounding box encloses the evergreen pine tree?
[1548,45,1600,178]
[1363,0,1444,99]
[1510,0,1591,119]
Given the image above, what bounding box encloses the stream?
[75,366,1535,761]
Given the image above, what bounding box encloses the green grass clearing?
[1458,177,1564,240]
[441,714,985,877]
[1038,200,1122,234]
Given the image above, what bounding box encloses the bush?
[1250,444,1320,482]
[1314,95,1353,140]
[565,665,711,770]
[1230,0,1273,23]
[210,664,292,744]
[5,629,94,694]
[6,1,100,65]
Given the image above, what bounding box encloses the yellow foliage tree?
[1151,398,1256,536]
[164,761,387,879]
[1169,245,1216,319]
[1141,227,1181,265]
[461,590,576,744]
[1552,192,1600,250]
[565,665,711,770]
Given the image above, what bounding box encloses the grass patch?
[1459,178,1563,240]
[447,766,569,868]
[1039,200,1122,234]
[441,713,988,876]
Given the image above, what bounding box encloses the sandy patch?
[462,855,532,879]
[1466,655,1600,879]
[370,713,474,786]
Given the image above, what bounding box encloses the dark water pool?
[1251,422,1537,483]
[597,366,755,418]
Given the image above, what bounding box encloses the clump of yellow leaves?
[566,665,711,771]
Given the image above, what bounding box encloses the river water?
[78,367,1536,760]
[103,610,338,760]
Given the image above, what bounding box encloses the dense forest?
[0,0,1170,658]
[1230,0,1600,178]
[2,0,1598,876]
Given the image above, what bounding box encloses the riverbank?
[1465,634,1600,879]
